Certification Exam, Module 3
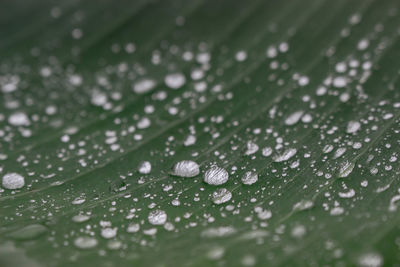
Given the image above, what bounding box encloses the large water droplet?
[273,148,297,162]
[148,210,167,225]
[2,173,25,190]
[8,112,30,126]
[204,166,229,185]
[171,160,200,177]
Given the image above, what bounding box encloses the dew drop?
[148,209,167,225]
[273,148,297,162]
[127,223,140,233]
[138,161,152,174]
[74,237,98,249]
[171,160,200,178]
[8,112,30,126]
[347,120,361,134]
[2,173,25,190]
[204,166,229,185]
[261,147,273,157]
[133,79,156,94]
[338,188,355,198]
[164,73,186,89]
[241,171,258,185]
[293,200,314,211]
[212,188,232,205]
[338,161,355,178]
[285,111,304,126]
[244,141,259,155]
[101,228,117,239]
[72,214,90,223]
[358,252,383,267]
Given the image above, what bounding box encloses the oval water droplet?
[273,148,297,162]
[171,160,200,177]
[212,188,232,205]
[164,73,186,89]
[148,210,167,225]
[204,166,229,185]
[241,171,258,185]
[2,173,25,190]
[74,237,98,249]
[138,161,151,174]
[338,161,355,178]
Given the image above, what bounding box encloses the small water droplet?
[338,161,355,178]
[74,237,98,249]
[164,73,186,89]
[133,79,156,94]
[138,161,151,174]
[241,171,258,185]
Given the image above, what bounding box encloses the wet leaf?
[1,0,400,266]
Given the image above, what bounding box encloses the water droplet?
[8,112,30,126]
[72,214,90,223]
[261,147,273,157]
[358,252,383,267]
[133,79,156,94]
[207,246,225,260]
[334,147,347,159]
[138,161,151,174]
[330,207,344,216]
[244,141,259,155]
[273,148,297,162]
[338,161,355,178]
[148,210,167,225]
[338,188,355,198]
[74,237,98,249]
[357,39,369,51]
[2,173,25,190]
[291,225,306,238]
[171,160,200,177]
[101,228,117,239]
[212,188,232,204]
[201,226,236,238]
[333,76,347,88]
[347,120,361,133]
[183,134,196,146]
[164,73,186,89]
[241,171,258,185]
[235,50,247,62]
[256,209,272,220]
[285,111,304,125]
[204,166,229,185]
[293,200,314,211]
[127,223,140,233]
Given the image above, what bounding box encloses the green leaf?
[1,0,400,266]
